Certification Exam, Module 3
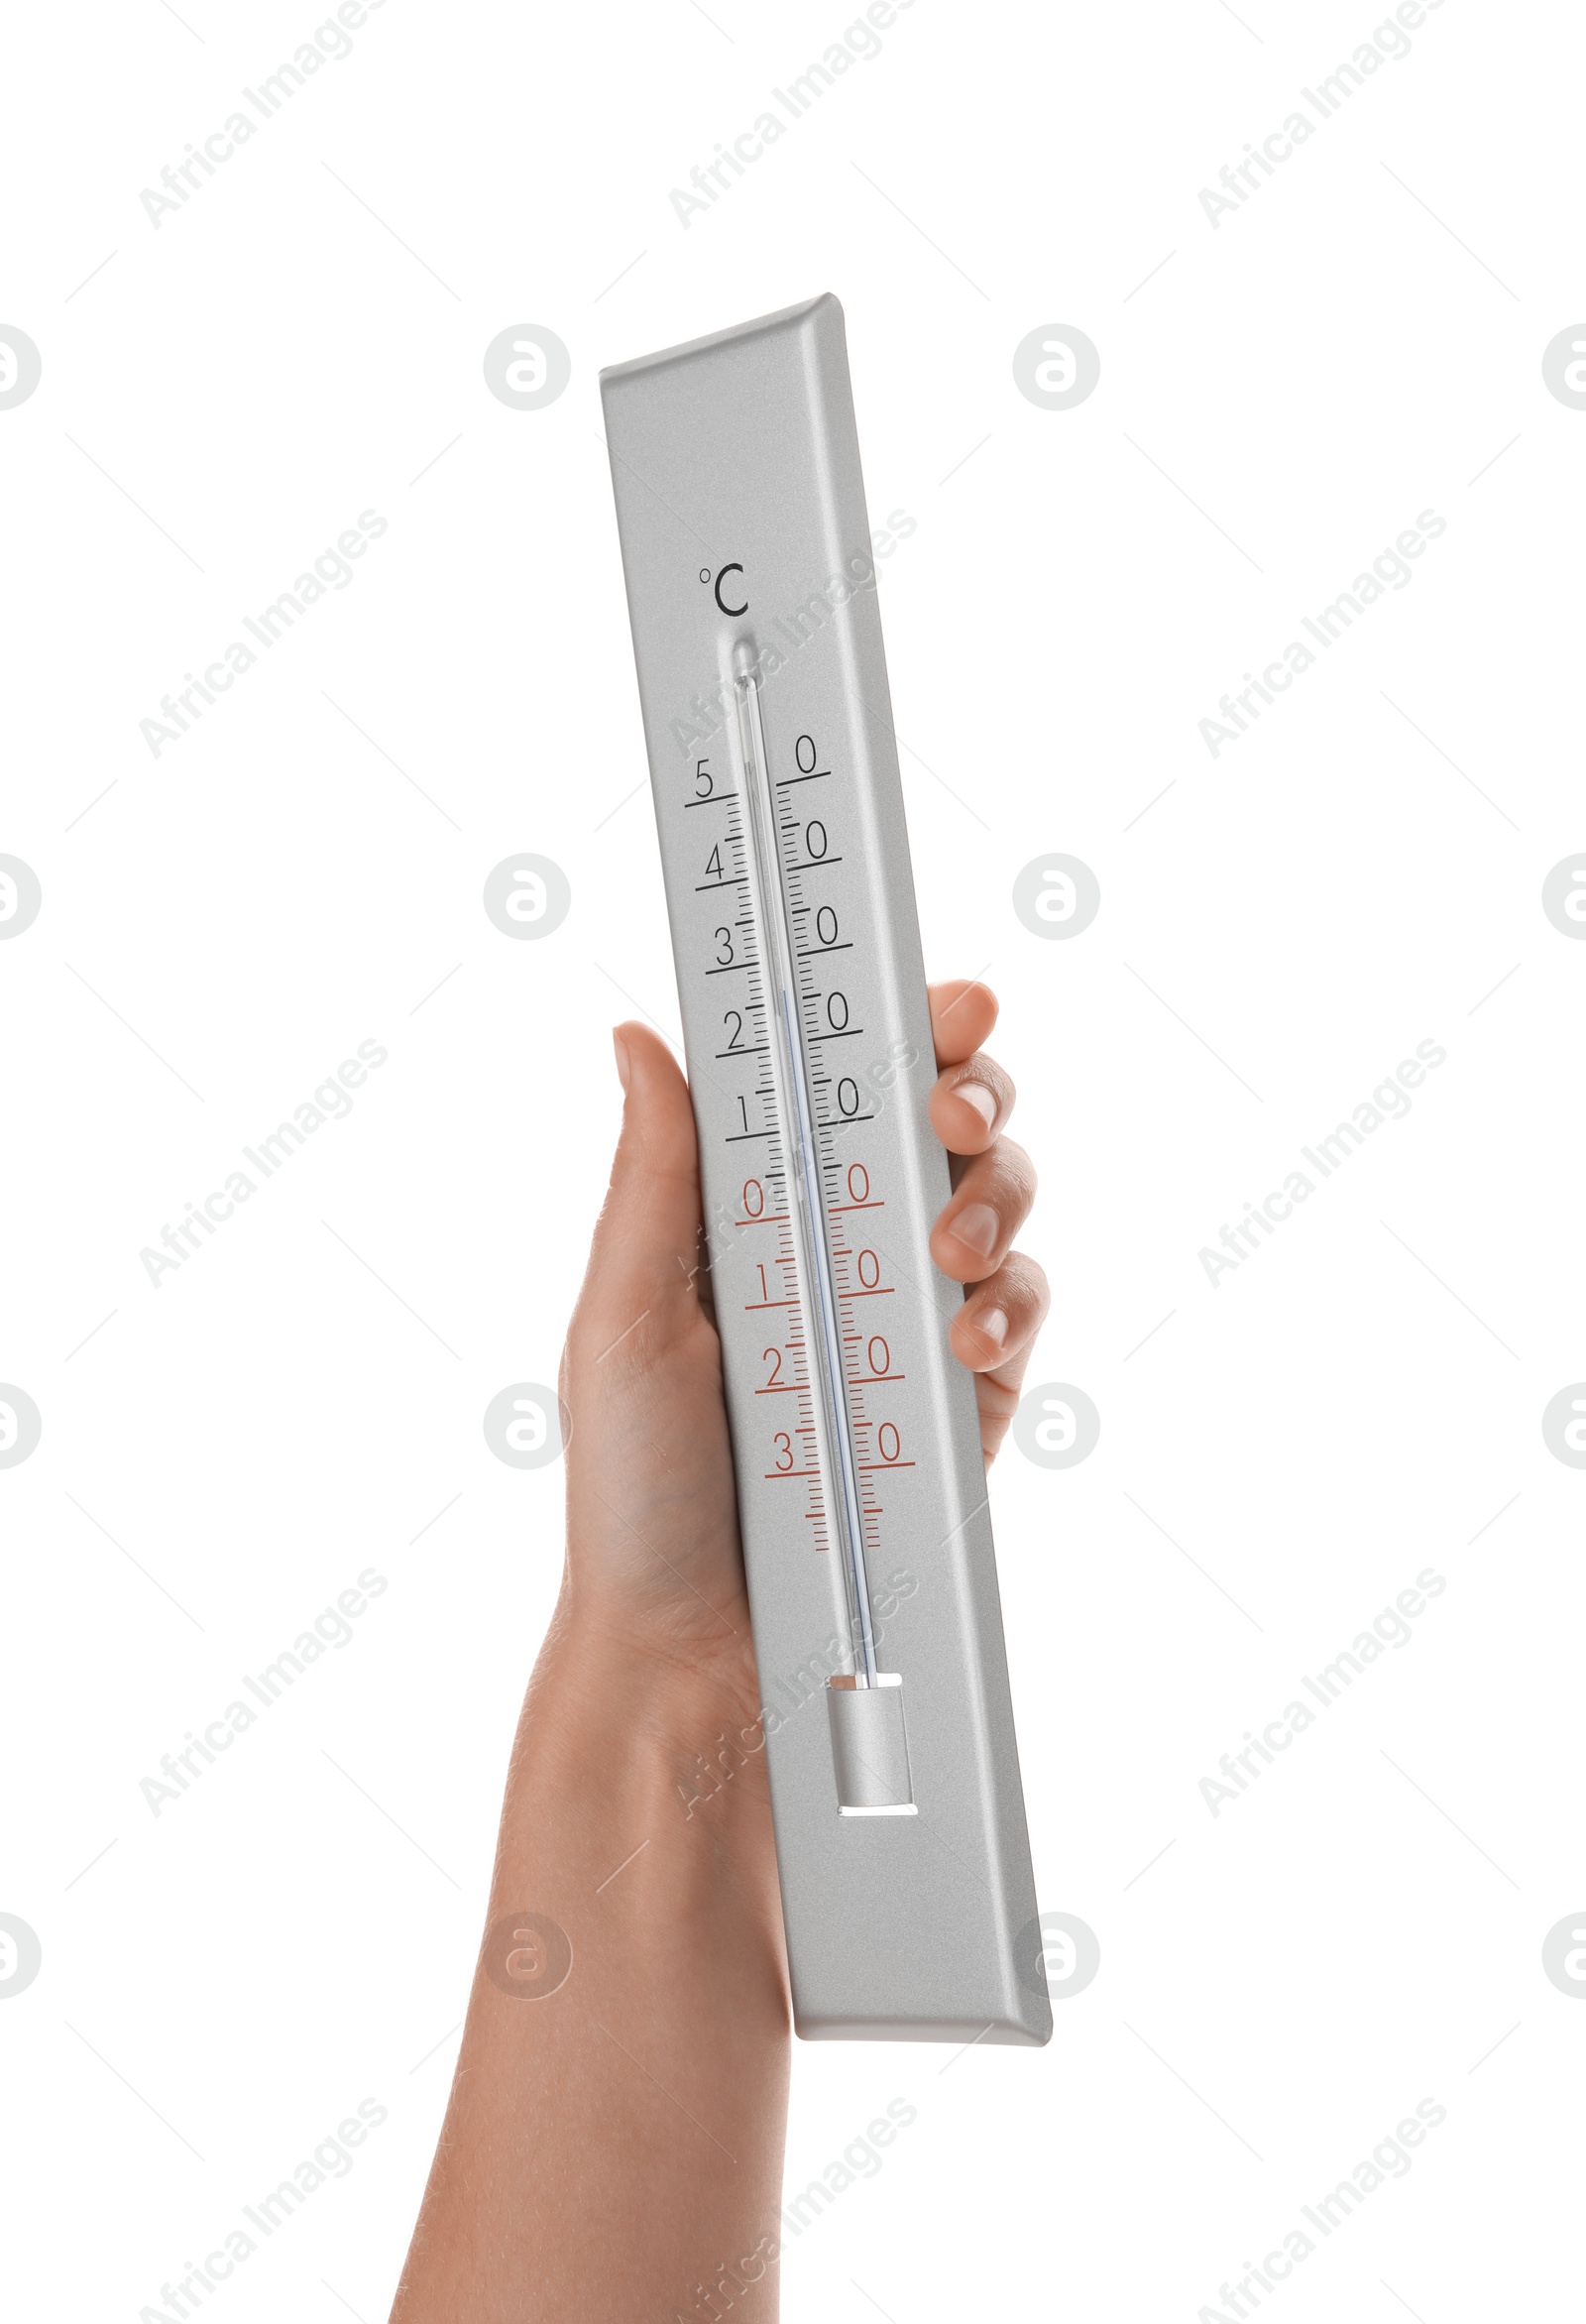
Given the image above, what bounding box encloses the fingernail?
[613,1029,630,1094]
[977,1307,1009,1347]
[958,1081,997,1131]
[951,1203,999,1259]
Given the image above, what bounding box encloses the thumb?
[566,1024,706,1367]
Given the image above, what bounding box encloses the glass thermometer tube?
[733,647,879,1686]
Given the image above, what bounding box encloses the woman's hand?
[391,976,1046,2324]
[556,976,1049,1693]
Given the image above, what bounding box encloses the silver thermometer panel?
[602,295,1049,2044]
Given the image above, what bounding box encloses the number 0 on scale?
[603,295,1049,2044]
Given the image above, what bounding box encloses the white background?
[3,1,1584,2317]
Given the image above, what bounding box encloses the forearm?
[391,1620,791,2323]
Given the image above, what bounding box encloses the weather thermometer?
[602,295,1049,2044]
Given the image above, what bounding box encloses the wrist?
[538,1577,762,1727]
[513,1603,771,1843]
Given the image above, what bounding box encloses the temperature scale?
[602,294,1049,2044]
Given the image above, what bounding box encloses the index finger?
[927,979,998,1069]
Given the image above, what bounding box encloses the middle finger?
[930,1049,1016,1157]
